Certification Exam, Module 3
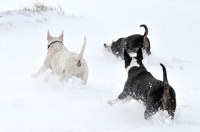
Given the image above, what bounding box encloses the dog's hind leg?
[146,44,151,55]
[144,92,161,120]
[81,64,88,84]
[81,72,88,84]
[31,65,49,78]
[59,72,69,83]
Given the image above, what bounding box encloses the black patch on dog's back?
[126,35,143,52]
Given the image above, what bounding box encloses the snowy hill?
[0,0,200,131]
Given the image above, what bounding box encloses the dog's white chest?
[126,57,139,72]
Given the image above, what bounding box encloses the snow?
[0,0,200,131]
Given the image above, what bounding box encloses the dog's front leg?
[107,95,132,105]
[31,65,49,78]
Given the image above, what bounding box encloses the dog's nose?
[104,43,107,48]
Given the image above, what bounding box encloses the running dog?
[31,31,88,84]
[109,48,176,120]
[104,24,151,59]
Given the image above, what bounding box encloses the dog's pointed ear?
[137,48,143,61]
[59,30,64,41]
[124,49,131,60]
[47,30,52,41]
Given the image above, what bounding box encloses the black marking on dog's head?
[124,48,144,69]
[135,48,143,62]
[111,38,126,59]
[124,49,132,69]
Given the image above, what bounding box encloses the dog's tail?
[160,63,170,110]
[160,63,168,87]
[140,24,148,43]
[77,37,86,66]
[140,24,148,37]
[79,36,86,60]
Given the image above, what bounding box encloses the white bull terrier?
[32,31,88,84]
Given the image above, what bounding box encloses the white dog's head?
[47,31,64,47]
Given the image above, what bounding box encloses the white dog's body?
[32,31,88,84]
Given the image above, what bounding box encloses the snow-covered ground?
[0,0,200,131]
